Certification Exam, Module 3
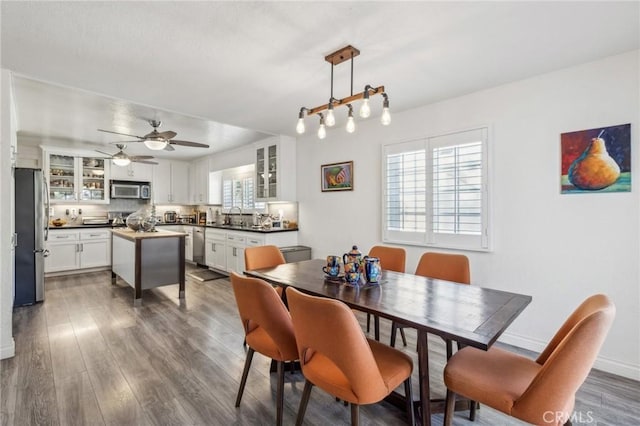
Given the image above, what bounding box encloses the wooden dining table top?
[245,258,532,351]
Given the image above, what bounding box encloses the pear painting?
[561,124,631,194]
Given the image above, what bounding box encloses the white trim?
[0,338,15,360]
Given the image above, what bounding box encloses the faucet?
[228,206,243,227]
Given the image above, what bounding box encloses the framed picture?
[561,123,631,194]
[321,161,353,191]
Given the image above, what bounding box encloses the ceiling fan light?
[113,157,130,167]
[144,138,168,150]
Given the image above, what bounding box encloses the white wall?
[295,50,640,379]
[1,69,16,358]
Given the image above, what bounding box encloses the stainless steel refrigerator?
[14,168,49,306]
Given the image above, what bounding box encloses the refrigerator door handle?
[43,173,50,241]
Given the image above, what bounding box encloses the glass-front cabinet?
[45,150,109,204]
[254,136,296,202]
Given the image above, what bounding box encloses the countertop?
[50,222,299,234]
[112,228,187,241]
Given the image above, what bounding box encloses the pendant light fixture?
[296,45,390,139]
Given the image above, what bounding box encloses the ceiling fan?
[97,120,210,151]
[95,144,158,167]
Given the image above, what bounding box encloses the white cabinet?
[189,158,210,205]
[225,233,246,275]
[45,231,80,272]
[45,229,111,273]
[209,170,222,205]
[79,229,111,268]
[205,229,226,271]
[184,226,194,262]
[203,228,298,273]
[152,160,189,204]
[110,162,153,182]
[254,135,296,201]
[44,150,110,204]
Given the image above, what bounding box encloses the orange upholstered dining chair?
[244,244,286,298]
[230,272,298,426]
[286,287,415,426]
[244,245,286,271]
[365,246,406,340]
[443,294,616,426]
[390,251,470,352]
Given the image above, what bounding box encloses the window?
[383,127,489,251]
[222,167,266,212]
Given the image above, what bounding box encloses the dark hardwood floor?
[2,266,639,425]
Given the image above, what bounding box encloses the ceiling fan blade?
[132,159,159,165]
[95,149,114,158]
[129,155,155,161]
[98,129,144,139]
[169,139,210,148]
[109,140,144,144]
[156,130,176,139]
[164,144,176,151]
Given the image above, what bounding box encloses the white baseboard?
[499,331,640,381]
[0,337,15,359]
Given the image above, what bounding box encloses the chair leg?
[276,360,285,426]
[446,339,453,360]
[404,377,415,426]
[235,347,255,407]
[390,322,398,347]
[399,327,407,346]
[444,389,456,426]
[350,403,359,426]
[295,380,314,426]
[470,399,477,421]
[366,313,371,332]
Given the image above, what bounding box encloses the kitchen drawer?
[226,234,245,245]
[205,229,226,241]
[245,236,266,247]
[80,230,110,240]
[48,231,78,241]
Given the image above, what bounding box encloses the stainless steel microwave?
[111,182,151,199]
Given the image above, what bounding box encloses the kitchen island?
[111,228,186,306]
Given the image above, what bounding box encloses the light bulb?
[296,118,305,134]
[346,115,355,133]
[381,107,391,126]
[113,157,130,167]
[318,123,327,139]
[326,108,336,127]
[359,98,371,118]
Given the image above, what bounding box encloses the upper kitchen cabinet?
[189,157,210,205]
[254,135,296,201]
[44,149,109,204]
[110,162,153,182]
[152,159,189,204]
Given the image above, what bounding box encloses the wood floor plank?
[84,355,150,425]
[13,337,60,426]
[47,323,86,381]
[0,357,18,426]
[55,371,104,426]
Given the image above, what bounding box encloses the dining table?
[245,258,532,426]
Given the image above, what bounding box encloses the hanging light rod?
[296,44,390,137]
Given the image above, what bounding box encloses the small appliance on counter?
[179,214,196,224]
[198,211,207,225]
[163,211,177,223]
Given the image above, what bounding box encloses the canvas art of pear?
[568,137,620,190]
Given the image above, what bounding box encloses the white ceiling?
[2,1,639,160]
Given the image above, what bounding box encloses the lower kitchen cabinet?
[204,228,298,273]
[205,229,226,271]
[225,234,245,275]
[45,228,111,273]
